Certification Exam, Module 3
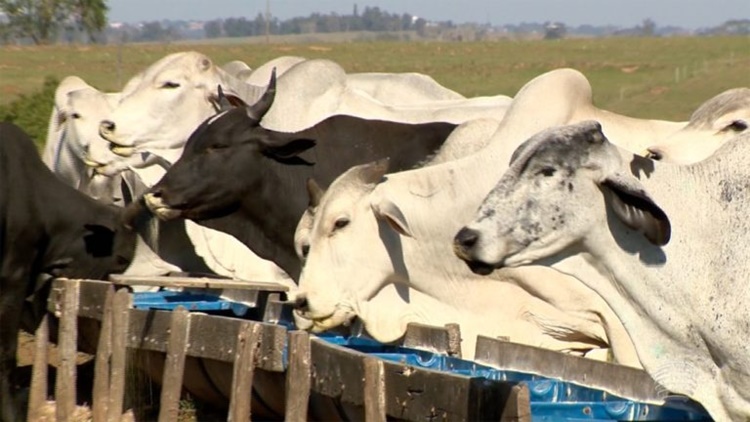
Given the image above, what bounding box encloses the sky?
[107,0,750,29]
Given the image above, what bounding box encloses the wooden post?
[284,331,311,422]
[363,357,386,421]
[92,285,115,422]
[445,323,462,358]
[56,279,80,422]
[228,322,261,422]
[107,288,132,422]
[158,306,192,422]
[28,313,49,420]
[500,384,532,422]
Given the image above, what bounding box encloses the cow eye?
[160,81,181,89]
[724,120,748,132]
[537,166,556,177]
[207,144,228,152]
[70,112,81,119]
[333,217,350,231]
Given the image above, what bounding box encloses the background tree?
[0,0,108,44]
[68,0,108,42]
[640,18,656,36]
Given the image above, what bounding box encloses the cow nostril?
[646,149,663,161]
[100,120,116,133]
[292,293,309,311]
[150,188,163,199]
[455,227,479,249]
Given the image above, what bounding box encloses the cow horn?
[306,178,325,208]
[245,67,277,122]
[216,85,234,111]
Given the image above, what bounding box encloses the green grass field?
[1,36,748,121]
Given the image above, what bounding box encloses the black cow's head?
[144,69,316,221]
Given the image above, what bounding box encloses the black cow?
[140,72,458,280]
[0,122,139,421]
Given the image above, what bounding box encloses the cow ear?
[263,138,316,166]
[371,197,413,238]
[215,85,247,111]
[600,173,671,246]
[306,178,325,208]
[199,57,212,71]
[55,108,68,126]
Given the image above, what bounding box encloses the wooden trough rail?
[40,276,673,421]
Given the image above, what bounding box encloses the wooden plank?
[48,279,112,320]
[27,314,49,421]
[402,322,450,354]
[109,274,288,291]
[309,337,512,421]
[228,322,261,422]
[126,310,286,370]
[107,288,132,422]
[158,306,192,422]
[55,279,79,422]
[499,384,532,422]
[363,357,386,422]
[284,331,311,422]
[445,323,462,358]
[473,335,664,402]
[92,285,114,422]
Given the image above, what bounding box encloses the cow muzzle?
[291,294,356,333]
[100,120,137,156]
[453,227,497,275]
[143,192,182,220]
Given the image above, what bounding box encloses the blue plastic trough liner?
[132,290,713,421]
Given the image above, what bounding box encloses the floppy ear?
[263,138,316,166]
[371,197,413,238]
[600,172,671,246]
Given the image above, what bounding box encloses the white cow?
[455,120,750,421]
[255,58,511,134]
[220,60,253,80]
[345,71,464,105]
[241,55,306,86]
[101,55,511,165]
[294,68,685,366]
[645,87,750,164]
[100,51,266,164]
[241,55,465,107]
[43,76,131,203]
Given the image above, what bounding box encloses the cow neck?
[203,160,310,281]
[552,147,750,417]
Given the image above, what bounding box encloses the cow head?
[454,120,671,274]
[99,51,255,157]
[294,159,417,332]
[143,71,316,221]
[645,88,750,164]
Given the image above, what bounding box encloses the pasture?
[1,35,748,123]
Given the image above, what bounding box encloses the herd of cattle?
[1,50,749,421]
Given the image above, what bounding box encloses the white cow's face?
[295,160,404,332]
[100,52,223,156]
[646,88,750,164]
[454,121,670,274]
[64,90,121,166]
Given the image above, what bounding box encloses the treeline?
[202,6,437,39]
